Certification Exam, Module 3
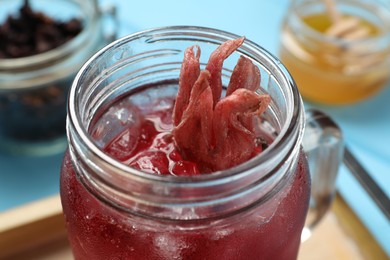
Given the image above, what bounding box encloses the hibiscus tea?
[61,81,310,259]
[61,27,310,260]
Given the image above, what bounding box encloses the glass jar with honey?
[279,0,390,105]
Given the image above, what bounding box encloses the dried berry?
[0,0,82,58]
[0,0,84,149]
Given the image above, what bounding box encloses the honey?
[303,13,379,35]
[279,10,390,105]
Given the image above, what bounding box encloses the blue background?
[1,0,389,256]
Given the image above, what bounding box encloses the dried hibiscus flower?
[173,37,271,172]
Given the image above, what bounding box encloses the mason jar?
[279,0,390,105]
[60,26,311,259]
[0,0,116,155]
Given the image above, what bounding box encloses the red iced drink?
[61,157,309,259]
[60,27,311,260]
[61,83,310,260]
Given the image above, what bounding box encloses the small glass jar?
[0,0,116,155]
[279,0,390,105]
[60,26,311,259]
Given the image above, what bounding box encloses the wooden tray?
[0,194,388,260]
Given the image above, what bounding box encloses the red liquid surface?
[60,89,310,259]
[98,95,263,175]
[103,97,202,176]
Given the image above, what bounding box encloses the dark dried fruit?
[0,0,84,149]
[0,0,82,59]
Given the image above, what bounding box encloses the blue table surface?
[1,0,389,256]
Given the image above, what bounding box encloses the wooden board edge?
[332,193,389,260]
[0,193,387,259]
[0,195,66,259]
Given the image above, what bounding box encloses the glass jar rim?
[68,25,304,186]
[287,0,390,46]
